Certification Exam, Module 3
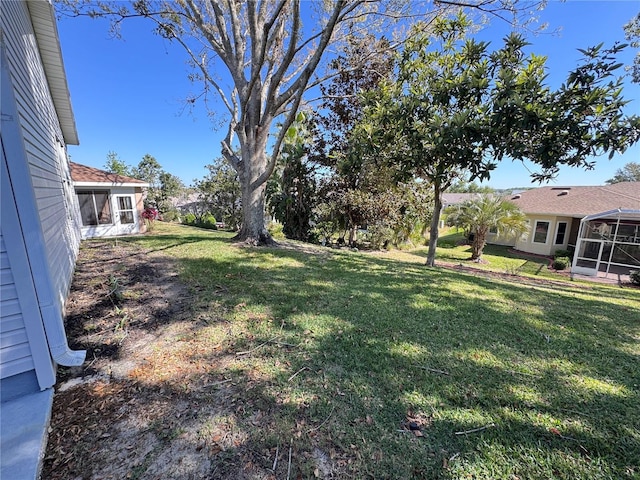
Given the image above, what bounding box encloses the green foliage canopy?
[103,151,131,176]
[624,12,640,83]
[194,158,242,230]
[269,114,317,242]
[356,13,640,265]
[605,161,640,183]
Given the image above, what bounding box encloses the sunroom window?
[76,190,112,226]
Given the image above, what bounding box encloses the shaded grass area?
[409,228,563,279]
[76,223,640,478]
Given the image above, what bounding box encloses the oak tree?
[60,0,547,245]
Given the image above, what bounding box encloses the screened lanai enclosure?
[572,209,640,278]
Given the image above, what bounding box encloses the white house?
[1,1,85,478]
[70,162,149,239]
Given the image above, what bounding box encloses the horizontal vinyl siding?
[0,234,35,379]
[1,314,26,334]
[1,0,79,310]
[1,330,29,349]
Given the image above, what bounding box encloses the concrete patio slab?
[1,388,54,480]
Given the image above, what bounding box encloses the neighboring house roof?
[28,1,78,145]
[70,162,150,187]
[506,182,640,217]
[171,192,201,208]
[442,193,483,207]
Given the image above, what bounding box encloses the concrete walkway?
[570,270,632,285]
[1,388,54,480]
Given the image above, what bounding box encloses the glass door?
[115,195,136,234]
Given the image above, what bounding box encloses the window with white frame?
[533,221,550,244]
[554,222,567,245]
[117,196,135,224]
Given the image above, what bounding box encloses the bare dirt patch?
[42,240,292,480]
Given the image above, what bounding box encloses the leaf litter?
[42,240,342,479]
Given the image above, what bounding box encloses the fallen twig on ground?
[506,369,540,378]
[454,423,495,435]
[416,366,450,375]
[557,408,590,417]
[235,336,280,355]
[210,379,233,387]
[286,438,293,480]
[288,366,309,382]
[307,405,335,434]
[272,444,279,472]
[269,340,298,348]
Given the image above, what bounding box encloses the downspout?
[4,148,85,368]
[38,304,86,367]
[1,45,85,367]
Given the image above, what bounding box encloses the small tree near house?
[355,14,639,266]
[446,194,528,261]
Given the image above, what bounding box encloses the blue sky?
[56,1,640,189]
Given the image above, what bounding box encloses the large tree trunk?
[426,182,443,267]
[233,133,276,246]
[235,180,274,245]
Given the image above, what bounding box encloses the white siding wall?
[78,186,145,239]
[0,234,35,378]
[1,0,80,311]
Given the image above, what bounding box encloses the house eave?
[27,0,79,145]
[518,210,590,218]
[74,181,150,188]
[581,209,640,222]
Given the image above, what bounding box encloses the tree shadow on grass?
[54,229,640,479]
[167,244,640,477]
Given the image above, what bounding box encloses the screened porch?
[571,209,640,279]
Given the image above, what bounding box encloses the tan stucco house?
[488,182,640,277]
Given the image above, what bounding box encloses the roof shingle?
[70,162,148,186]
[507,182,640,217]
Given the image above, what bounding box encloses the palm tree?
[446,195,528,261]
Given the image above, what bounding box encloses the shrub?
[182,213,218,230]
[200,213,217,229]
[311,220,338,246]
[183,213,197,226]
[630,270,640,286]
[162,208,181,223]
[363,224,394,250]
[268,221,285,240]
[141,207,160,231]
[554,249,573,260]
[552,256,570,271]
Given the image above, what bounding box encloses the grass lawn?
[410,228,560,279]
[62,222,640,478]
